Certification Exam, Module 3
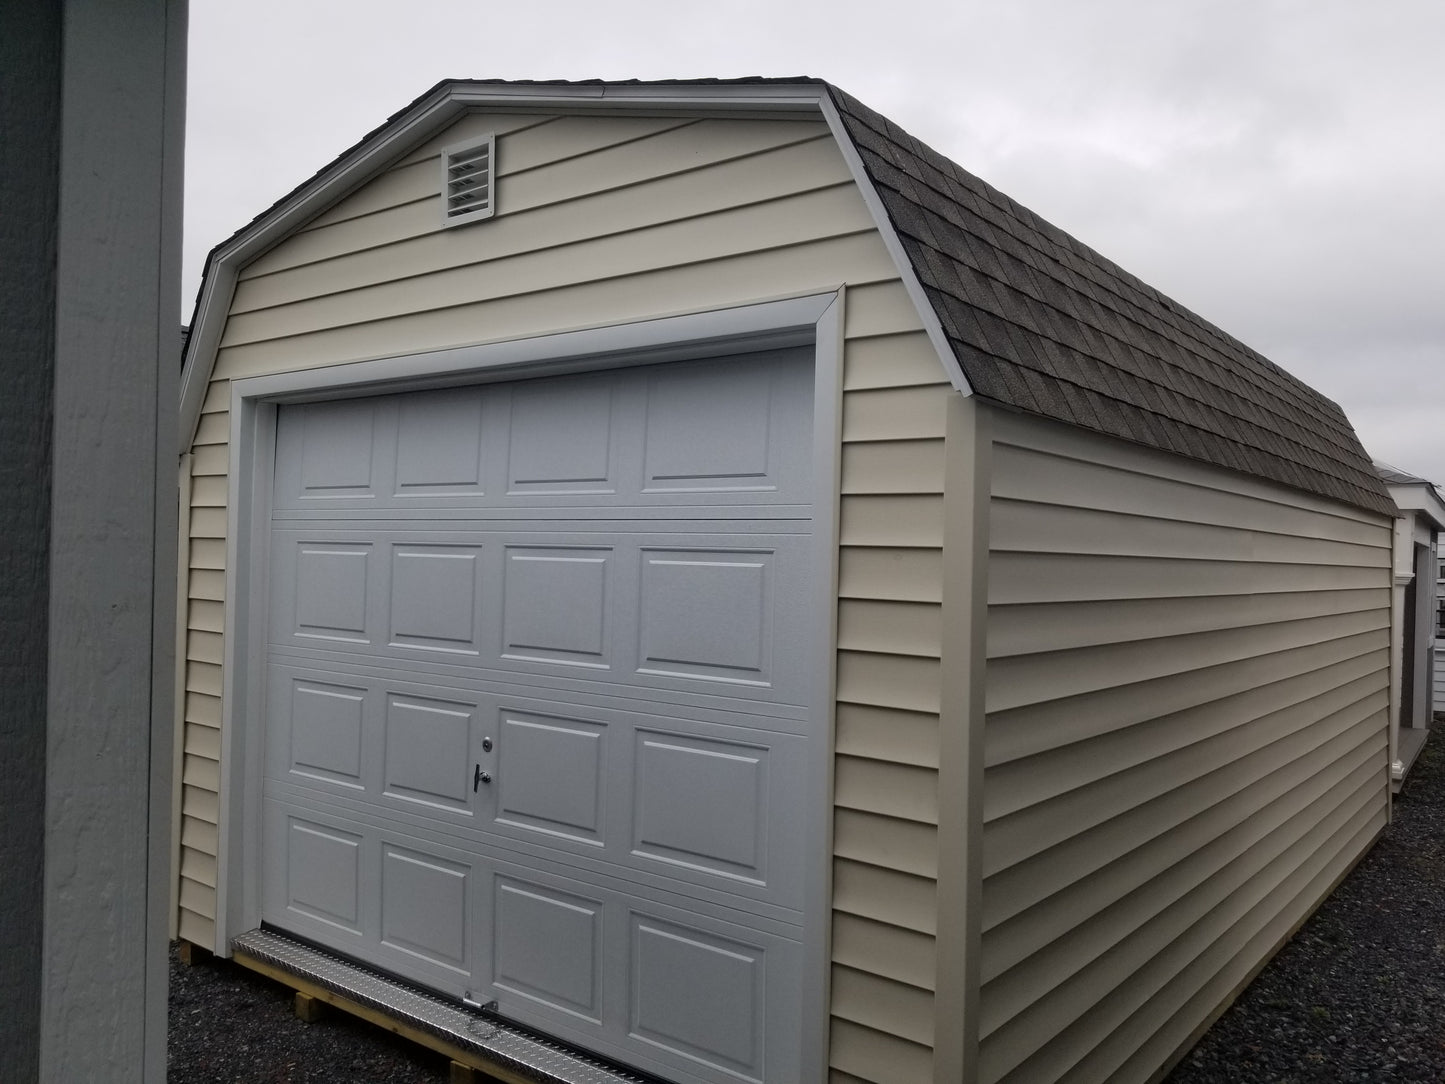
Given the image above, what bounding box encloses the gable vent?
[441,133,496,227]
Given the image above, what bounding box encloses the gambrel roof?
[181,77,1394,516]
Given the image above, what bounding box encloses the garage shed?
[176,78,1398,1084]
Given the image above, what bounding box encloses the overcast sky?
[185,0,1445,479]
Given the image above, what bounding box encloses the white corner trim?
[815,94,973,398]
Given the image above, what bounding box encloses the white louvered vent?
[440,133,496,227]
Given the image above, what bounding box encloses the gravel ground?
[169,737,1445,1083]
[168,948,453,1082]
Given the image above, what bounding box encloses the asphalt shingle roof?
[824,84,1395,517]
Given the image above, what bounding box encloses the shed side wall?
[979,409,1392,1084]
[180,112,953,1080]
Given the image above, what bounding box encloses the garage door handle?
[474,765,491,790]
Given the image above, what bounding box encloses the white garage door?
[258,348,815,1084]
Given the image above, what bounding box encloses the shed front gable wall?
[978,407,1392,1084]
[180,107,956,1081]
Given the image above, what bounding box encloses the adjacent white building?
[1376,462,1445,787]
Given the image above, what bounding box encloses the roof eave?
[1386,481,1445,531]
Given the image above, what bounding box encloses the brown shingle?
[824,84,1393,516]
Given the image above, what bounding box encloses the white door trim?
[215,292,842,1082]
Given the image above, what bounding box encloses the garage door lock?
[474,765,491,790]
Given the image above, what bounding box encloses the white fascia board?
[815,96,972,397]
[1386,482,1445,532]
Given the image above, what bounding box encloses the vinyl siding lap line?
[985,610,1389,714]
[990,444,1391,548]
[828,1016,933,1084]
[981,699,1387,942]
[987,587,1389,659]
[242,138,851,303]
[984,663,1389,819]
[831,859,937,935]
[299,115,660,230]
[980,707,1386,915]
[222,209,880,348]
[831,912,937,992]
[987,554,1388,607]
[989,498,1390,566]
[177,909,214,946]
[987,425,1382,517]
[236,168,862,317]
[832,704,940,770]
[452,118,833,218]
[830,964,935,1047]
[999,793,1384,1084]
[837,548,944,605]
[978,748,1384,1039]
[182,783,218,820]
[390,112,592,172]
[178,876,215,917]
[181,753,219,792]
[984,633,1387,766]
[833,764,940,830]
[212,237,903,378]
[246,120,837,280]
[184,661,222,698]
[842,331,954,391]
[183,722,221,761]
[1111,811,1383,1084]
[978,762,1389,1002]
[180,816,219,859]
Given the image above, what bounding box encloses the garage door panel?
[637,547,773,685]
[394,386,488,497]
[632,731,769,885]
[382,692,478,813]
[263,797,485,993]
[265,804,366,938]
[494,710,608,846]
[266,662,806,913]
[272,348,812,514]
[380,843,471,975]
[630,914,766,1079]
[640,352,812,498]
[506,373,621,495]
[284,677,367,790]
[262,353,814,1084]
[389,543,485,655]
[270,527,811,709]
[500,545,614,669]
[291,542,374,644]
[492,875,605,1023]
[283,397,385,501]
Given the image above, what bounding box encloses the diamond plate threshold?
[231,928,664,1084]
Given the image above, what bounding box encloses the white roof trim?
[1385,480,1445,531]
[814,94,972,397]
[178,80,970,452]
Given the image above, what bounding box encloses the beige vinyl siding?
[977,411,1392,1084]
[180,110,956,1077]
[176,376,228,948]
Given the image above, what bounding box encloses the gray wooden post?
[1,0,186,1079]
